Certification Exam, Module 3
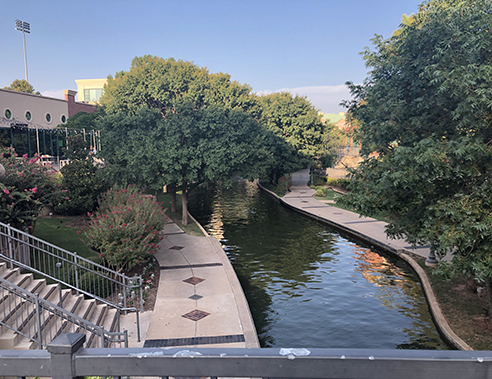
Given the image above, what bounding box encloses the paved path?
[121,221,259,349]
[281,168,437,261]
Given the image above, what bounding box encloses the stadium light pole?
[15,19,30,83]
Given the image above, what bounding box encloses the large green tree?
[259,92,325,160]
[4,79,39,94]
[341,0,492,313]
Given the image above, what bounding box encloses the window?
[45,113,52,123]
[25,111,32,121]
[61,115,67,123]
[84,88,103,103]
[4,109,12,119]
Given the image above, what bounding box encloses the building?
[0,88,96,158]
[1,88,95,130]
[320,111,359,148]
[75,78,107,104]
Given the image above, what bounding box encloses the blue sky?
[1,0,423,113]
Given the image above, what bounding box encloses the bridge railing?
[2,333,491,379]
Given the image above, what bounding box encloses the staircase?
[0,263,121,349]
[0,221,141,349]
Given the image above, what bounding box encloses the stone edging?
[257,180,473,351]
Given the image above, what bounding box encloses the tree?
[99,55,276,224]
[258,92,328,183]
[4,79,40,95]
[259,92,325,159]
[53,135,108,215]
[100,56,210,116]
[97,108,166,193]
[341,0,492,315]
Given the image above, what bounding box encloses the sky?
[1,0,424,114]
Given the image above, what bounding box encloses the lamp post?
[15,19,30,82]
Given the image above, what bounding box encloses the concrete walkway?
[121,221,259,349]
[281,168,435,261]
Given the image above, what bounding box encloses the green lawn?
[155,191,205,237]
[33,217,98,259]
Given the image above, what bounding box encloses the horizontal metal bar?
[73,347,492,379]
[2,344,492,379]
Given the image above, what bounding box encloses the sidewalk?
[281,168,436,261]
[121,221,259,349]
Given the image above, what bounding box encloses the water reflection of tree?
[352,246,447,349]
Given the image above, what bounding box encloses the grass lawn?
[155,191,205,237]
[417,258,492,350]
[33,217,98,259]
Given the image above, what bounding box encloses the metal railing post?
[47,333,85,379]
[74,252,79,295]
[136,310,140,343]
[35,293,43,349]
[124,329,128,348]
[7,223,14,269]
[58,283,63,308]
[139,276,144,311]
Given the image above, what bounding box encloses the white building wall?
[0,89,68,129]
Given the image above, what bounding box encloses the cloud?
[256,85,354,114]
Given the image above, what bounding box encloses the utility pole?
[15,19,30,83]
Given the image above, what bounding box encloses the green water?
[188,180,449,349]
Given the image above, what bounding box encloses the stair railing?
[0,276,128,349]
[0,221,143,338]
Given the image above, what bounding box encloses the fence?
[0,278,127,349]
[0,221,143,314]
[2,333,491,379]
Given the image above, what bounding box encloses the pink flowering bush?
[83,185,167,272]
[274,174,293,196]
[0,147,63,231]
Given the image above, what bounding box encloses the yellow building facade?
[75,78,107,104]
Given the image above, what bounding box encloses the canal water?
[188,179,449,350]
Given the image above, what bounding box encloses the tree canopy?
[100,55,258,117]
[4,79,39,95]
[258,92,325,159]
[97,54,334,223]
[341,0,492,299]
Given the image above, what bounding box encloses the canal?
[188,179,449,350]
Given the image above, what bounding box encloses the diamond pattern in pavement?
[183,276,206,285]
[182,309,210,321]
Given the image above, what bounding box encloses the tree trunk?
[170,186,177,213]
[181,181,188,226]
[272,167,278,186]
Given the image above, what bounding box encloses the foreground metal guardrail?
[0,221,143,313]
[0,278,127,349]
[2,333,492,379]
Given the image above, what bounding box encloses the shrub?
[315,186,326,197]
[312,175,326,186]
[275,174,292,195]
[0,147,62,231]
[83,185,167,273]
[326,177,351,190]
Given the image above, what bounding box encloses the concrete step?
[0,266,120,350]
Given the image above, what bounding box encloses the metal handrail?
[0,221,143,313]
[0,277,128,349]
